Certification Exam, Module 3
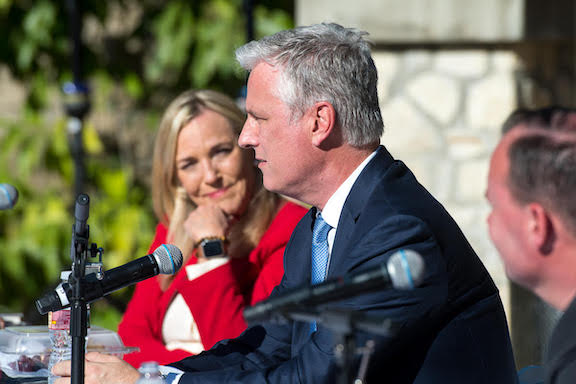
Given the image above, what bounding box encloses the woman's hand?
[53,352,140,384]
[184,204,230,248]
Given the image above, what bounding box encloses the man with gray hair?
[54,23,517,383]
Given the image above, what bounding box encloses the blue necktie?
[310,213,331,333]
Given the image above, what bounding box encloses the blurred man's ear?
[527,203,555,255]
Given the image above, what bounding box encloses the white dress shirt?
[316,147,379,278]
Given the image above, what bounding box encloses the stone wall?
[297,0,524,42]
[375,49,518,309]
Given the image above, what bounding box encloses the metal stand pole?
[243,0,254,42]
[64,0,91,198]
[69,194,90,384]
[282,308,394,383]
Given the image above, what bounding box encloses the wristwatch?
[197,236,227,258]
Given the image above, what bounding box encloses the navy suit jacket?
[170,146,518,383]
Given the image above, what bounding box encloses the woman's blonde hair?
[151,89,280,263]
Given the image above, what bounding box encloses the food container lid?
[0,326,138,378]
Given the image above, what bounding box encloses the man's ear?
[310,101,336,147]
[527,203,556,255]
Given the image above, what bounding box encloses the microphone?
[244,249,425,324]
[36,244,183,314]
[74,193,90,238]
[0,184,18,210]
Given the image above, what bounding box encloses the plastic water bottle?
[47,272,72,384]
[136,362,166,384]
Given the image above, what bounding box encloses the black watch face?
[202,240,224,258]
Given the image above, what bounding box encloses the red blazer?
[117,201,306,367]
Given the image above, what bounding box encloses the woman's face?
[175,109,256,218]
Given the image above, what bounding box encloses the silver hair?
[235,22,384,148]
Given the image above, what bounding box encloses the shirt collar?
[319,147,380,229]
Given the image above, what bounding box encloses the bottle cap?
[139,361,160,373]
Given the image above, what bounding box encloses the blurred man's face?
[239,62,316,200]
[486,134,540,289]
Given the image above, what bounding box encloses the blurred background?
[0,0,293,329]
[0,0,574,370]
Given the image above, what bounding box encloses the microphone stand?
[64,0,91,378]
[68,195,105,384]
[275,307,397,384]
[242,0,254,42]
[64,0,90,199]
[68,194,96,384]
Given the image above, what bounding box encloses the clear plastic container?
[48,309,72,384]
[47,271,74,384]
[0,326,138,378]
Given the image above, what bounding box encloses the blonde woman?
[118,90,306,367]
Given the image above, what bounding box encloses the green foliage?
[0,113,155,329]
[0,0,294,109]
[0,0,293,331]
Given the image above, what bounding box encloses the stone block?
[402,50,433,75]
[373,52,400,103]
[466,72,517,130]
[406,71,460,126]
[296,0,523,42]
[446,130,488,159]
[455,159,489,202]
[381,96,442,154]
[492,51,518,71]
[435,51,488,78]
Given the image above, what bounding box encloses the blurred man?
[486,107,576,384]
[55,22,517,384]
[501,106,576,134]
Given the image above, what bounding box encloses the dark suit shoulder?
[345,147,496,304]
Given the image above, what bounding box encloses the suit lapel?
[285,207,316,286]
[327,146,395,277]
